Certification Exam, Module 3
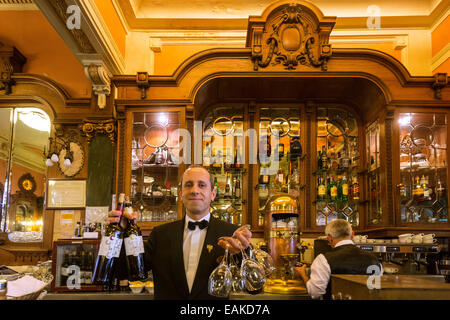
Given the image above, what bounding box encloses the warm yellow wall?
[0,10,91,98]
[94,0,127,58]
[432,15,450,57]
[332,42,402,62]
[434,57,450,73]
[154,45,225,75]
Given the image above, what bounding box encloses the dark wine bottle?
[60,250,70,287]
[92,193,126,287]
[124,197,146,281]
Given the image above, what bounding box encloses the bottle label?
[235,188,241,198]
[124,235,144,256]
[61,267,68,277]
[98,235,123,259]
[318,185,326,196]
[342,184,349,196]
[331,186,337,197]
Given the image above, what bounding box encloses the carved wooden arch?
[246,0,336,71]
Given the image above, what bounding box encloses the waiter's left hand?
[217,227,252,255]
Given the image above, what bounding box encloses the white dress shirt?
[183,213,210,293]
[305,239,383,299]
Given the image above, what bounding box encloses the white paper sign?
[85,206,109,224]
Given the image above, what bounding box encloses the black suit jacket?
[144,216,238,300]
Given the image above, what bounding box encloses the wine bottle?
[235,147,243,168]
[329,176,338,203]
[60,250,70,287]
[92,193,126,286]
[234,178,241,199]
[341,175,349,201]
[321,146,328,170]
[124,197,146,281]
[317,176,326,201]
[351,176,360,200]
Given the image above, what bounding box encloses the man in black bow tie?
[108,165,251,299]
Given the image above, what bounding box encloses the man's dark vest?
[322,244,381,300]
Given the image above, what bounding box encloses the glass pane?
[0,108,13,232]
[315,108,359,226]
[398,112,448,223]
[131,111,180,222]
[9,108,50,235]
[202,106,245,226]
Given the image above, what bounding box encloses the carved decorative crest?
[0,42,26,94]
[246,1,335,71]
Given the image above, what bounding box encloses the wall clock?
[58,141,85,177]
[18,173,37,193]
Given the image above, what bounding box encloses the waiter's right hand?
[107,210,138,229]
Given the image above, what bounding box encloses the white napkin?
[6,275,47,297]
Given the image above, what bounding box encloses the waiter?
[295,219,382,300]
[108,165,251,299]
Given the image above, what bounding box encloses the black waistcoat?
[322,244,381,300]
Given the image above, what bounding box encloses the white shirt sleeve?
[306,254,331,299]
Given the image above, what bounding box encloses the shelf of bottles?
[53,241,99,289]
[366,121,383,225]
[315,108,360,226]
[202,109,245,225]
[257,108,302,230]
[130,112,181,222]
[398,112,448,223]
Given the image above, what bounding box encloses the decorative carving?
[80,119,116,144]
[385,111,394,225]
[83,63,111,109]
[431,73,448,100]
[247,2,335,71]
[0,42,26,95]
[136,72,150,99]
[49,0,96,54]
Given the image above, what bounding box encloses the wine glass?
[229,254,245,293]
[249,243,275,277]
[208,247,232,298]
[240,247,266,292]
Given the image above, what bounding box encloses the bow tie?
[188,220,208,231]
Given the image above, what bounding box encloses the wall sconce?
[44,137,73,167]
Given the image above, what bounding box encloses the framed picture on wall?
[47,179,86,208]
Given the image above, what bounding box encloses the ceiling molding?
[116,0,450,31]
[432,43,450,71]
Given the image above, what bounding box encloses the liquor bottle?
[257,211,264,227]
[340,151,351,170]
[276,168,284,191]
[259,164,270,185]
[328,176,338,202]
[214,176,220,198]
[124,198,146,281]
[321,146,328,170]
[203,141,211,167]
[278,142,284,160]
[85,251,94,285]
[234,147,243,168]
[317,150,323,170]
[225,173,232,198]
[317,176,326,201]
[351,176,360,200]
[60,250,70,287]
[414,176,424,200]
[234,178,241,199]
[290,137,302,161]
[79,250,87,285]
[92,193,126,286]
[341,175,349,201]
[420,175,430,200]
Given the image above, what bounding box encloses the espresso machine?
[263,193,306,294]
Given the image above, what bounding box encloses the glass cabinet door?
[315,108,360,226]
[398,112,448,223]
[129,110,182,224]
[202,106,245,225]
[256,107,302,230]
[366,121,382,225]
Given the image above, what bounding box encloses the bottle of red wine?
[124,197,146,281]
[92,193,126,287]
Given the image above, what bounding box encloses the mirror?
[0,107,50,242]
